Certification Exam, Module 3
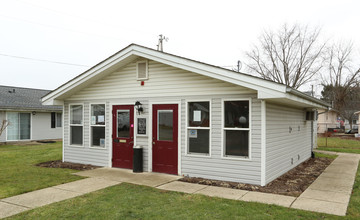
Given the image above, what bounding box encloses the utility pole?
[311,85,314,97]
[157,35,168,52]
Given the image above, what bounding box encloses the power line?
[15,0,154,37]
[0,53,90,67]
[0,14,128,42]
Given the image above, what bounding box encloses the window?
[70,105,83,146]
[7,112,31,140]
[223,100,250,158]
[136,60,148,80]
[158,110,173,141]
[56,113,62,127]
[187,101,210,155]
[51,112,62,128]
[91,104,105,147]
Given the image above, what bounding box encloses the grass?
[317,137,360,154]
[0,142,83,199]
[314,151,338,159]
[6,153,358,219]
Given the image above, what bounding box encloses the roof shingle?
[0,85,61,111]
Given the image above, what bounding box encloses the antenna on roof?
[237,60,242,72]
[156,34,168,52]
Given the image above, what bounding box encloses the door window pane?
[7,112,19,140]
[117,110,130,138]
[188,102,209,127]
[70,126,83,145]
[92,127,105,147]
[188,129,209,154]
[91,104,105,125]
[158,110,173,141]
[19,113,30,140]
[70,105,83,124]
[224,101,249,128]
[225,130,249,157]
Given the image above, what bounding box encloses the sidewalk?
[1,152,359,218]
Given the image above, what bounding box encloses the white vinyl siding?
[67,60,254,100]
[32,112,62,140]
[63,102,110,166]
[265,102,311,184]
[181,95,261,185]
[63,60,261,184]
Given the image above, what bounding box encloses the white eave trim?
[41,44,329,109]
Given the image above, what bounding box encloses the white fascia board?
[42,47,135,104]
[42,99,64,106]
[132,48,287,94]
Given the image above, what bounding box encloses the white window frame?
[69,104,84,147]
[221,98,252,161]
[89,103,106,149]
[136,60,148,81]
[185,100,211,157]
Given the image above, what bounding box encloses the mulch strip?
[36,160,99,171]
[179,157,334,197]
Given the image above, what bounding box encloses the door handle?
[129,141,134,144]
[152,142,155,145]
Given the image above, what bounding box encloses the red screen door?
[112,105,134,169]
[152,104,178,175]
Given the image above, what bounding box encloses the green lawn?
[7,153,360,219]
[317,137,360,154]
[0,142,83,199]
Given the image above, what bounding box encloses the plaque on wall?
[137,117,147,136]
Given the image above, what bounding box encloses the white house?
[0,85,62,142]
[42,44,329,186]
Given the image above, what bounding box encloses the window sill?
[68,145,84,148]
[89,146,107,150]
[185,153,211,158]
[221,155,251,161]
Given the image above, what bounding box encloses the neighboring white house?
[0,86,62,142]
[317,109,339,133]
[42,44,329,186]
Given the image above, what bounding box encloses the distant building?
[317,109,339,133]
[0,85,62,142]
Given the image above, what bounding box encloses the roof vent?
[8,89,15,93]
[137,61,148,80]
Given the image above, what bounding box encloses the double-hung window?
[223,100,250,158]
[70,105,83,146]
[90,104,105,148]
[187,101,210,155]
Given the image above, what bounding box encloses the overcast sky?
[1,0,359,95]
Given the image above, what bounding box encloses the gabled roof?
[42,44,330,109]
[0,85,61,111]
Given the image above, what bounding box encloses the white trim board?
[42,44,329,109]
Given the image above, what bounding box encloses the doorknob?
[129,141,134,144]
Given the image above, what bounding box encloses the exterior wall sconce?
[135,101,143,115]
[32,111,36,115]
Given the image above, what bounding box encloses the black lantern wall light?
[135,101,143,114]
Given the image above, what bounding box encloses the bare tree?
[246,23,326,89]
[0,120,9,137]
[321,41,360,129]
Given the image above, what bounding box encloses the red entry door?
[112,105,134,169]
[152,104,178,175]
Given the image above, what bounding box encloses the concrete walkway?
[0,152,359,218]
[291,151,360,216]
